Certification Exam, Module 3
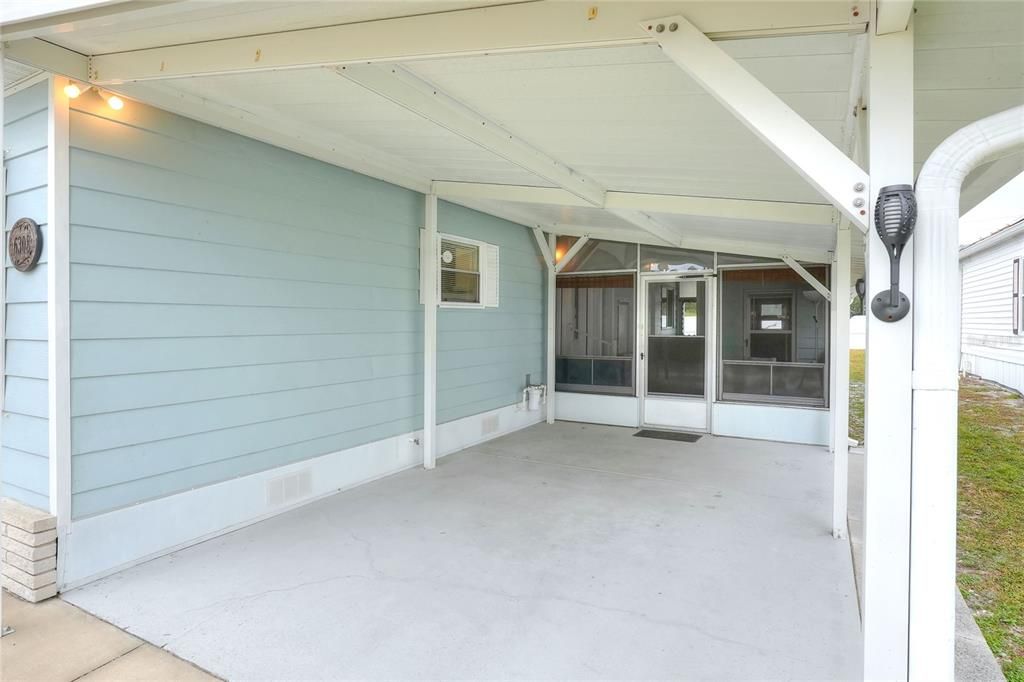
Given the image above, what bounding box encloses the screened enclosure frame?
[716,263,831,409]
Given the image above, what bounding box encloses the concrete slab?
[66,423,862,680]
[1,592,140,681]
[79,644,217,681]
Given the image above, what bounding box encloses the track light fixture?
[62,82,126,111]
[870,184,917,322]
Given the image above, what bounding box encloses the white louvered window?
[438,235,499,308]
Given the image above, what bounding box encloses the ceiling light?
[106,95,125,111]
[63,82,83,99]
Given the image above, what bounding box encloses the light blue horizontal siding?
[436,201,545,424]
[3,82,50,510]
[66,94,542,518]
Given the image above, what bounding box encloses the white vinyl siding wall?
[960,232,1024,394]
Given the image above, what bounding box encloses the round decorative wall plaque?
[8,218,42,272]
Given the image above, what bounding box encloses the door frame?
[637,272,716,431]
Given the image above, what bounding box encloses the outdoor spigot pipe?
[909,104,1024,681]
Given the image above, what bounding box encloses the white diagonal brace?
[642,16,870,232]
[781,255,832,302]
[85,2,866,84]
[431,181,835,226]
[532,227,554,266]
[338,64,605,207]
[554,236,591,274]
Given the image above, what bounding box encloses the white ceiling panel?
[163,67,555,188]
[914,0,1024,212]
[407,37,857,204]
[46,1,513,55]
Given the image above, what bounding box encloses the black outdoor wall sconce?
[871,184,917,322]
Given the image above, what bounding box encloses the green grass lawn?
[848,350,1023,680]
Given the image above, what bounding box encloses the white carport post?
[830,222,852,539]
[546,233,557,424]
[862,22,915,680]
[532,228,557,425]
[423,193,438,469]
[0,42,9,638]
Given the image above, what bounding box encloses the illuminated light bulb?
[106,95,125,111]
[554,248,565,262]
[64,82,82,98]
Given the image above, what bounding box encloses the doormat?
[633,429,703,443]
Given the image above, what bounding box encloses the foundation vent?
[481,413,500,436]
[266,469,313,507]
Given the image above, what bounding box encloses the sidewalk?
[1,592,217,681]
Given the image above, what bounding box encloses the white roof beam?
[432,181,835,226]
[85,2,866,84]
[643,15,870,233]
[781,255,832,301]
[3,38,89,82]
[875,1,915,36]
[339,64,605,206]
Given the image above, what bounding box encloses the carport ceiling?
[5,0,1023,258]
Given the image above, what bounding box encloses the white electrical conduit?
[910,104,1024,680]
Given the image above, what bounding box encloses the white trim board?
[711,402,829,446]
[61,402,544,589]
[555,392,639,428]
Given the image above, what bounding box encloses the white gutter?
[910,104,1024,680]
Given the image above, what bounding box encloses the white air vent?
[266,469,313,507]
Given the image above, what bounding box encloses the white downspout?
[910,104,1024,680]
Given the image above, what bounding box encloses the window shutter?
[1014,258,1021,335]
[483,243,500,308]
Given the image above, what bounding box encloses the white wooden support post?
[0,43,9,638]
[423,193,438,469]
[47,76,72,589]
[862,23,915,680]
[546,233,557,424]
[530,227,557,425]
[831,223,852,539]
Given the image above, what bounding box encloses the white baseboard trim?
[62,402,543,589]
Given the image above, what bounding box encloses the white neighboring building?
[960,220,1024,395]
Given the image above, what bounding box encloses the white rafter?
[643,15,870,232]
[338,64,604,206]
[80,2,866,84]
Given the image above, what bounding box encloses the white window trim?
[438,233,498,309]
